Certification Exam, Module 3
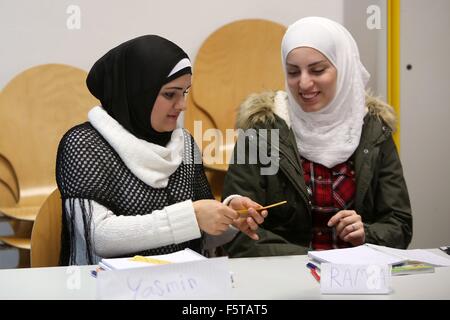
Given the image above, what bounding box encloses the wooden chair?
[30,189,62,267]
[0,166,32,266]
[184,19,286,199]
[0,64,98,266]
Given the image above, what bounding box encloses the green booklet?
[392,263,435,276]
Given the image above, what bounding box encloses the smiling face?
[150,73,191,132]
[285,47,337,112]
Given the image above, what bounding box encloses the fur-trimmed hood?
[236,91,397,132]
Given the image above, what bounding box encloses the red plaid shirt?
[301,157,356,250]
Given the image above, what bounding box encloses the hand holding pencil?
[228,197,287,241]
[236,200,287,216]
[228,196,267,240]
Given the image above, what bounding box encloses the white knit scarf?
[88,106,184,188]
[281,17,370,168]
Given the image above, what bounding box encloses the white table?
[1,251,449,300]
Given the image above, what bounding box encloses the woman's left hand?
[327,210,365,246]
[228,196,268,241]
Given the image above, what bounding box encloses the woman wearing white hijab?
[223,17,412,257]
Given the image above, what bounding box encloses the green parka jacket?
[223,91,412,257]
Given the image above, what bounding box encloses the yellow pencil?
[129,255,171,265]
[237,200,288,215]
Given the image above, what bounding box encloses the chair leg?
[10,220,33,268]
[17,249,30,268]
[10,220,33,236]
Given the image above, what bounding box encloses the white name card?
[320,263,391,295]
[97,257,231,300]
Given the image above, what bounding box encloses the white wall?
[401,0,450,249]
[0,0,344,268]
[343,0,387,99]
[0,0,344,89]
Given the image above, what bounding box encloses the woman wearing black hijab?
[56,35,266,265]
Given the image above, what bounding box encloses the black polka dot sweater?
[56,107,214,265]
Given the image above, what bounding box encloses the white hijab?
[281,17,370,168]
[88,106,184,189]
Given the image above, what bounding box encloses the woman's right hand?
[228,196,267,240]
[193,200,239,235]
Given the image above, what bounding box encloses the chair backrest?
[0,64,98,207]
[183,19,286,199]
[30,188,62,267]
[0,154,19,205]
[184,19,286,170]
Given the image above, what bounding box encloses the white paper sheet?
[320,263,391,294]
[100,248,206,270]
[367,244,450,267]
[97,257,231,300]
[308,245,406,265]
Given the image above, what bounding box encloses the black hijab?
[86,35,191,146]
